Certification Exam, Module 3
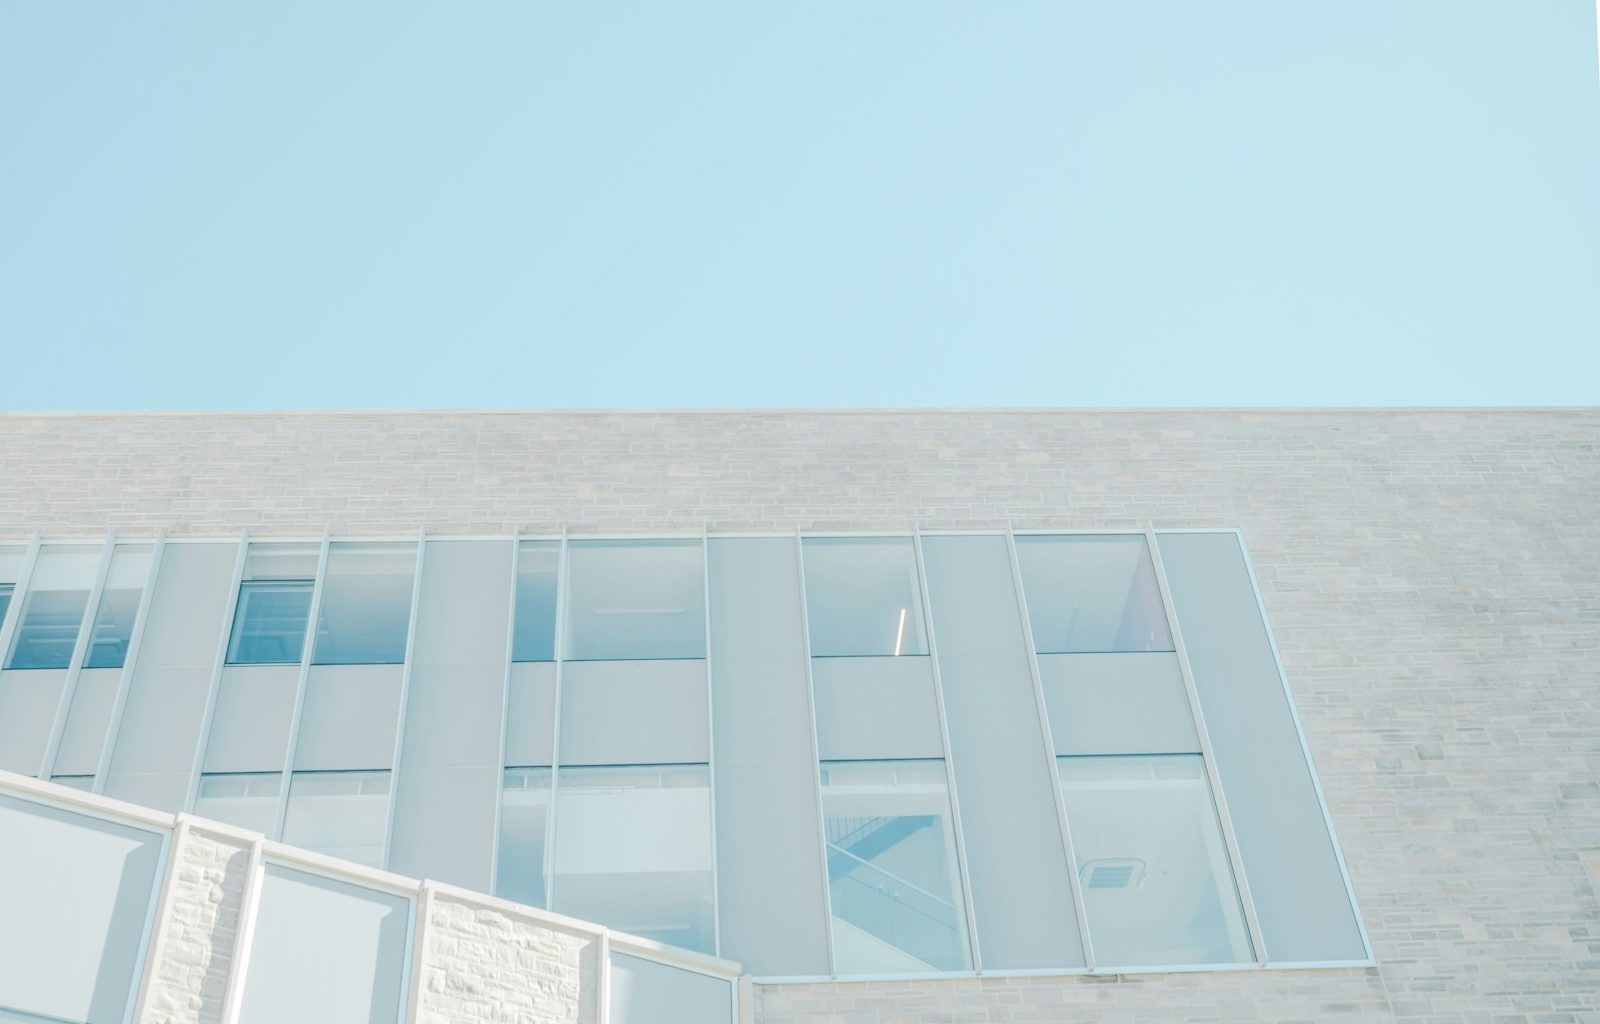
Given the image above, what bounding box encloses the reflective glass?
[83,544,153,669]
[802,538,929,657]
[226,543,321,665]
[1016,535,1174,653]
[281,770,390,866]
[512,541,559,662]
[819,760,971,973]
[564,540,705,661]
[194,772,283,834]
[5,545,100,669]
[313,544,417,666]
[237,864,409,1024]
[0,585,12,629]
[551,764,715,952]
[496,767,551,907]
[1057,755,1253,967]
[0,545,25,627]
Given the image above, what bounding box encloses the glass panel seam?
[911,524,983,973]
[269,531,332,839]
[38,530,116,780]
[1144,525,1268,965]
[543,528,569,909]
[402,881,434,1023]
[1004,523,1096,970]
[699,525,722,957]
[793,525,838,978]
[182,531,252,812]
[93,530,165,793]
[0,532,42,673]
[488,535,524,895]
[380,528,428,872]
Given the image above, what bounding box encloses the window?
[1057,755,1252,967]
[511,541,559,662]
[1015,535,1174,653]
[802,538,929,657]
[551,764,715,952]
[819,760,971,973]
[83,544,153,669]
[496,767,551,907]
[194,772,283,835]
[236,864,409,1024]
[226,543,319,665]
[281,770,390,867]
[4,545,100,670]
[564,540,705,661]
[609,952,734,1024]
[313,543,417,666]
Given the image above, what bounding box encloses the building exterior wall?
[1,409,1597,1023]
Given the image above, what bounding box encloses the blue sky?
[1,2,1596,409]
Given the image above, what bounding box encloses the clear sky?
[1,2,1596,410]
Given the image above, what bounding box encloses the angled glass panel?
[238,864,409,1024]
[819,760,971,973]
[5,545,100,670]
[313,543,417,666]
[551,764,715,952]
[564,540,705,662]
[281,770,390,866]
[1015,535,1174,654]
[194,772,283,834]
[802,538,929,657]
[496,767,551,907]
[1057,755,1252,967]
[610,952,735,1024]
[227,542,320,665]
[83,544,153,669]
[512,540,559,663]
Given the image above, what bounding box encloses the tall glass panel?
[0,544,28,627]
[512,541,559,662]
[227,543,320,665]
[1057,755,1253,967]
[194,772,283,834]
[802,538,929,657]
[564,540,705,661]
[83,544,153,669]
[819,760,971,973]
[551,764,715,952]
[1015,535,1174,653]
[4,545,100,669]
[281,770,391,867]
[496,767,551,907]
[313,544,417,666]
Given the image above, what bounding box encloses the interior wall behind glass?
[4,544,100,669]
[227,542,320,666]
[312,543,417,666]
[565,540,705,661]
[1156,531,1367,963]
[1016,536,1174,654]
[802,538,929,658]
[84,543,153,669]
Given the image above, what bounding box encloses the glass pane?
[565,540,705,661]
[512,540,559,662]
[238,864,409,1024]
[1016,535,1174,654]
[0,583,12,629]
[5,545,101,670]
[243,542,321,580]
[496,767,551,907]
[281,770,391,866]
[802,538,929,657]
[1057,755,1253,967]
[819,760,971,973]
[84,544,153,669]
[50,774,94,791]
[313,544,417,666]
[228,580,314,664]
[194,772,283,834]
[551,764,715,952]
[610,952,734,1024]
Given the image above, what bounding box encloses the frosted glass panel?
[512,540,559,662]
[238,864,409,1024]
[282,771,390,867]
[820,760,971,974]
[496,767,551,907]
[313,544,417,666]
[1057,755,1252,967]
[1016,535,1173,654]
[0,794,163,1024]
[551,764,715,952]
[802,538,929,657]
[84,544,153,669]
[565,540,705,661]
[5,545,100,670]
[195,772,282,834]
[610,952,734,1024]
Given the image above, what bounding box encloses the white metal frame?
[541,527,570,909]
[487,533,526,893]
[183,531,252,812]
[267,531,333,838]
[791,525,840,978]
[0,531,43,669]
[701,523,724,956]
[380,527,429,869]
[36,530,117,780]
[92,530,165,793]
